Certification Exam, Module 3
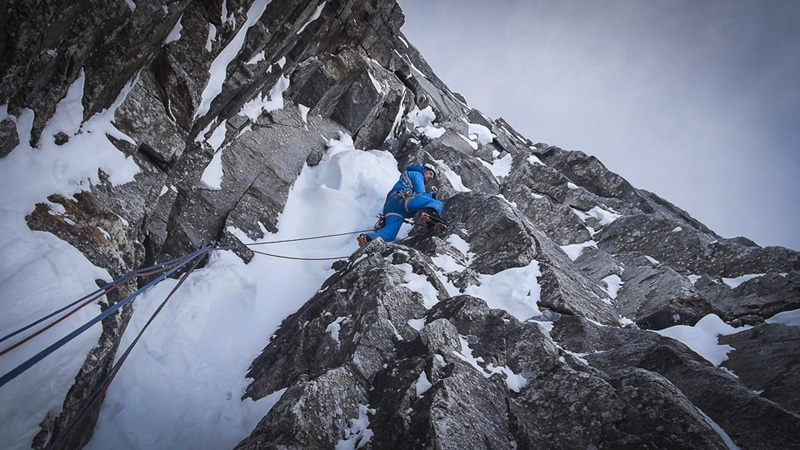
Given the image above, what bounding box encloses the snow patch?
[480,153,513,180]
[298,104,310,124]
[457,132,478,150]
[239,74,290,121]
[432,159,471,192]
[602,274,622,300]
[655,314,746,366]
[697,407,741,450]
[645,255,661,265]
[408,318,426,331]
[367,71,383,93]
[326,316,348,344]
[572,205,622,227]
[165,16,183,44]
[297,2,326,34]
[205,24,217,51]
[467,122,496,145]
[415,371,432,397]
[464,260,542,321]
[247,51,266,65]
[335,405,375,450]
[527,155,544,165]
[766,309,800,327]
[560,241,597,261]
[722,273,763,289]
[447,234,472,256]
[397,263,439,309]
[196,0,272,119]
[454,336,528,392]
[407,106,445,139]
[199,120,228,190]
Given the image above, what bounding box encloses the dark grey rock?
[536,146,655,213]
[3,0,800,448]
[596,213,800,277]
[612,253,721,329]
[0,118,20,158]
[552,315,800,450]
[720,323,800,414]
[241,241,732,449]
[697,271,800,321]
[24,192,142,450]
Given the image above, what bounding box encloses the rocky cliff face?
[2,0,799,448]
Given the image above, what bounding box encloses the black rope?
[216,228,373,251]
[250,249,352,261]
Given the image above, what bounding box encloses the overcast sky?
[397,0,800,251]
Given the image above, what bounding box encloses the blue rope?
[0,248,207,389]
[0,286,110,346]
[48,248,211,450]
[0,252,206,346]
[0,228,373,446]
[1,230,370,348]
[0,228,372,390]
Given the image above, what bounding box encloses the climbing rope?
[220,228,373,261]
[0,254,194,358]
[0,246,208,389]
[48,247,211,450]
[0,227,379,447]
[217,228,374,250]
[249,249,353,261]
[0,228,371,389]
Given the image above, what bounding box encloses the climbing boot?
[357,234,372,247]
[419,208,447,231]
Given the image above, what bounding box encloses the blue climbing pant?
[366,190,444,242]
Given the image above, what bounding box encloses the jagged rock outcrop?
[2,0,799,448]
[719,323,800,414]
[239,239,731,449]
[551,316,800,450]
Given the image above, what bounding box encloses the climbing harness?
[384,188,422,216]
[373,212,412,230]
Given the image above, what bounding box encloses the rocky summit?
[1,0,798,449]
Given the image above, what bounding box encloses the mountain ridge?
[1,0,798,448]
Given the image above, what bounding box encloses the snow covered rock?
[2,0,800,449]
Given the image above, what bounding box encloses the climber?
[358,164,446,246]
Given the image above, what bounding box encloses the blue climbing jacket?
[365,165,444,243]
[391,164,429,196]
[385,165,439,215]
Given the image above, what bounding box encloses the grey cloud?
[398,0,800,250]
